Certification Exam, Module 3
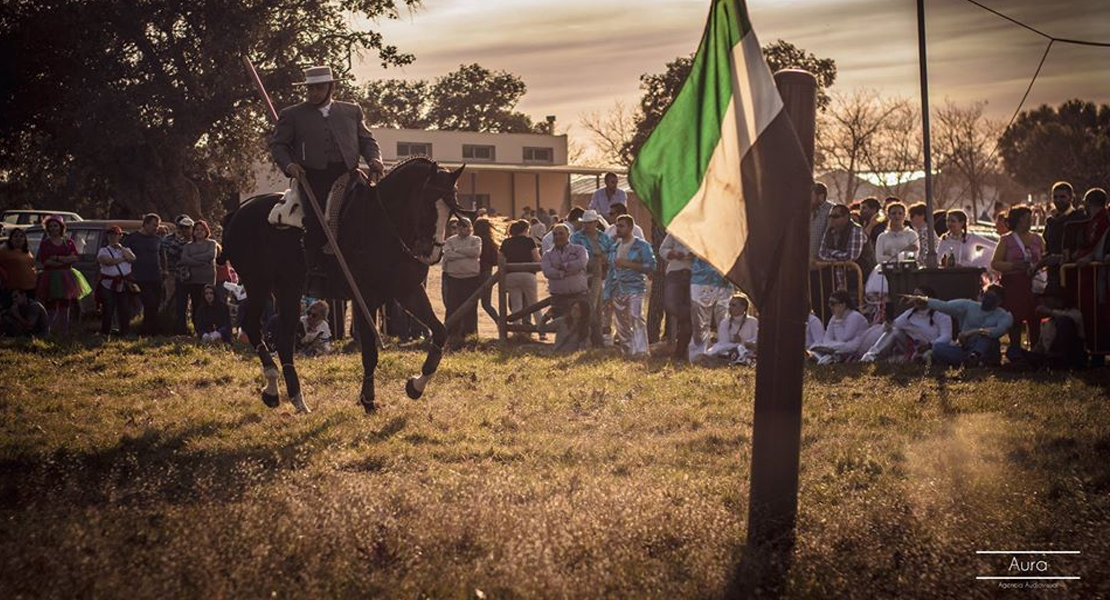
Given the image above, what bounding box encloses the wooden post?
[497,254,508,342]
[740,69,817,595]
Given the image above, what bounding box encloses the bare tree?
[817,89,904,203]
[933,100,1004,220]
[862,99,923,201]
[579,100,637,167]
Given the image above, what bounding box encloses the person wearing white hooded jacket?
[706,294,759,365]
[861,286,953,363]
[809,290,870,364]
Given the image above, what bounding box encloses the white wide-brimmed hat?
[294,66,337,86]
[580,209,602,223]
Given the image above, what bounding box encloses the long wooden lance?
[241,55,383,348]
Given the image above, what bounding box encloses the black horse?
[222,157,466,414]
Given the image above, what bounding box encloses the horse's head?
[382,158,468,265]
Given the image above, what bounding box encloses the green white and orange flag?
[629,0,812,308]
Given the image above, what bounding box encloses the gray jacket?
[178,239,217,285]
[270,101,382,174]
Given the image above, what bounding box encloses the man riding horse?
[269,65,386,297]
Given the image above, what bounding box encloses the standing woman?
[472,217,501,324]
[96,225,136,335]
[0,228,39,309]
[992,205,1045,350]
[178,219,218,333]
[36,215,91,334]
[937,210,994,269]
[499,219,542,335]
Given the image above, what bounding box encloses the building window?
[523,147,553,163]
[459,194,491,210]
[397,142,432,157]
[462,144,496,161]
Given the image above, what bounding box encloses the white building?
[249,128,645,224]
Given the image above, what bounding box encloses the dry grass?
[1,336,1108,598]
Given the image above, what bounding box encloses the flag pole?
[917,0,939,268]
[739,69,817,596]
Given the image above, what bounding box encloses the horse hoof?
[291,393,311,414]
[261,391,280,408]
[405,377,424,400]
[359,395,377,415]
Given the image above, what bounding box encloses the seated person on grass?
[809,290,870,365]
[906,284,1013,368]
[861,286,953,363]
[1,289,48,337]
[296,300,332,356]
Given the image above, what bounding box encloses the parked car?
[24,219,143,313]
[1,210,83,237]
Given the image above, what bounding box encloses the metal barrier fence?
[809,261,865,324]
[1061,261,1109,355]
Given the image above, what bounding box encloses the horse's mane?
[385,155,437,180]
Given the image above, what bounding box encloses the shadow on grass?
[0,412,338,510]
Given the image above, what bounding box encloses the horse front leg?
[242,286,280,408]
[398,287,446,400]
[275,287,309,414]
[353,302,380,414]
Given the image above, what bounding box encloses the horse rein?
[373,163,462,266]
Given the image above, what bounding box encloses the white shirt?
[299,316,332,352]
[892,307,953,346]
[806,314,825,348]
[97,245,134,289]
[812,310,869,354]
[318,101,333,118]
[708,315,759,356]
[605,223,645,241]
[875,228,919,263]
[659,233,694,273]
[588,187,627,214]
[442,234,482,278]
[937,232,996,269]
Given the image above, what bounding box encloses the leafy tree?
[361,63,536,133]
[0,0,419,218]
[362,79,432,130]
[623,40,836,164]
[998,99,1110,195]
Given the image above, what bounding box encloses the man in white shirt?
[588,172,627,215]
[441,217,482,341]
[604,203,644,240]
[659,232,694,361]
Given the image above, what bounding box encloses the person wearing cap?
[161,215,194,334]
[97,225,136,336]
[442,216,482,343]
[571,209,615,346]
[270,65,385,294]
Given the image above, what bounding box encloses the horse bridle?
[374,162,464,266]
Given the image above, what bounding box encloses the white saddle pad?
[268,186,304,229]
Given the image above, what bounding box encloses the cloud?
[351,0,1110,152]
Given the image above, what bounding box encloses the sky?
[353,0,1110,158]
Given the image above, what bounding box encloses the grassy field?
[1,335,1108,598]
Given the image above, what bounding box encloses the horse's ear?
[451,164,466,181]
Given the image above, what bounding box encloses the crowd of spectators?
[4,175,1106,373]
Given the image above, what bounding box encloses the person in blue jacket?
[604,215,656,357]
